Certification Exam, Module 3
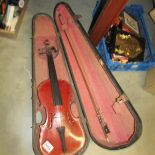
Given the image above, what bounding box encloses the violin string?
[45,44,67,152]
[45,44,62,106]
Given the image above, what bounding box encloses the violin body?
[37,79,85,155]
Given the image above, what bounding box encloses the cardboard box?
[153,32,155,49]
[144,67,155,95]
[0,0,29,38]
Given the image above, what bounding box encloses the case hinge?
[74,14,82,20]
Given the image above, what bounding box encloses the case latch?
[115,94,128,104]
[112,94,128,113]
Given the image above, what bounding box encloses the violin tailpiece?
[56,126,67,153]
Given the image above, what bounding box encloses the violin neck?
[47,54,62,106]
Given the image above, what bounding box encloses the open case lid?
[53,2,142,150]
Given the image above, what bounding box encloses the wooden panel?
[89,0,128,46]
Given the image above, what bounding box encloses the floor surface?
[0,0,155,155]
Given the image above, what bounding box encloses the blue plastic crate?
[97,5,155,71]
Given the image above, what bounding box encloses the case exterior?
[88,0,128,46]
[32,2,142,154]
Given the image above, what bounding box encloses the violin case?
[32,2,142,155]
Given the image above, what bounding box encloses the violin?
[37,40,86,155]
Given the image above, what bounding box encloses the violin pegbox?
[38,39,59,59]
